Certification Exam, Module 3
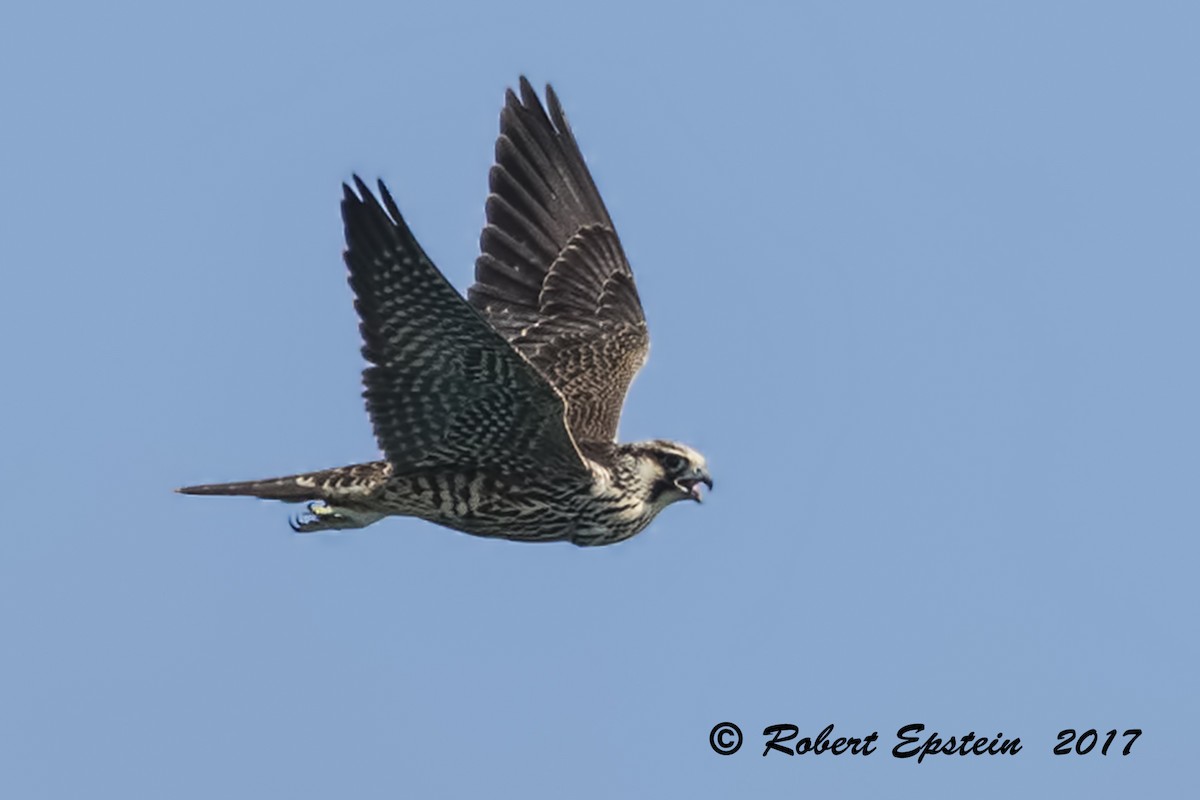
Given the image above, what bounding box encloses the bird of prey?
[178,78,711,546]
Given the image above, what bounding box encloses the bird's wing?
[342,176,587,477]
[468,78,650,444]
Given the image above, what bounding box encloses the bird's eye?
[662,454,686,472]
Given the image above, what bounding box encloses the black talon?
[290,510,321,532]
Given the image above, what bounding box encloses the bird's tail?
[176,475,319,502]
[176,461,391,503]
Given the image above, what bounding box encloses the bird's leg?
[289,501,385,533]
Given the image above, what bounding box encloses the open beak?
[676,469,713,502]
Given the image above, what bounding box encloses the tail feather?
[176,461,391,503]
[176,475,318,502]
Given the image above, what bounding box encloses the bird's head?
[627,440,712,506]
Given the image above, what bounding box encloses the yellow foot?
[289,502,385,533]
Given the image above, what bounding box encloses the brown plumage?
[178,78,710,546]
[469,81,649,443]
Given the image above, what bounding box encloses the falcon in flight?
[178,78,711,546]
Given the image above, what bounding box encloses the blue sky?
[2,1,1196,796]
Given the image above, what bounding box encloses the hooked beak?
[675,468,713,502]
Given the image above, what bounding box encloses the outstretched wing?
[342,176,587,477]
[468,78,650,443]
